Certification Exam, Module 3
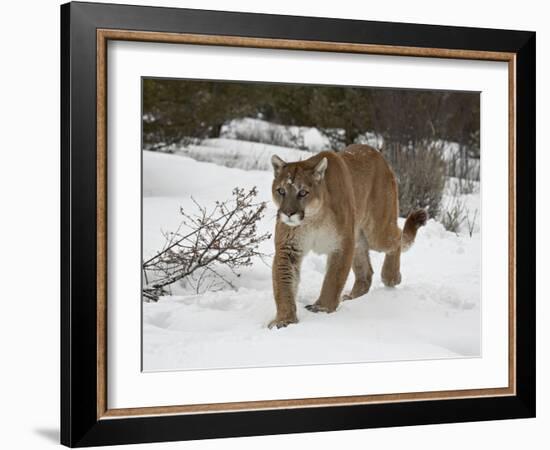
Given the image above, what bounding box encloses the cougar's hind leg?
[343,232,373,300]
[381,249,402,287]
[381,225,403,287]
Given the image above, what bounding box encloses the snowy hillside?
[220,117,330,151]
[159,117,478,184]
[219,117,385,152]
[176,138,315,172]
[142,149,481,372]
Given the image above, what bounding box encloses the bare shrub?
[384,142,447,218]
[455,176,478,195]
[440,197,467,233]
[438,181,480,235]
[142,187,271,301]
[446,145,480,182]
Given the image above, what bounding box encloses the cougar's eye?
[277,188,286,196]
[298,190,309,198]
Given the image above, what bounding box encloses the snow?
[220,117,384,152]
[176,138,315,171]
[142,148,481,372]
[221,117,329,152]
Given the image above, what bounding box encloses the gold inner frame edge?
[96,29,517,420]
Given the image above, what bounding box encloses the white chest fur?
[300,221,342,255]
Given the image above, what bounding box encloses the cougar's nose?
[286,211,298,217]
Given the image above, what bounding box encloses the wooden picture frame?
[61,1,535,447]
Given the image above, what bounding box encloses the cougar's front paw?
[268,316,298,329]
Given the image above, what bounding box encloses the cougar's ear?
[271,154,286,176]
[313,157,328,181]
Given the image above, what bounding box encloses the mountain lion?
[269,144,428,329]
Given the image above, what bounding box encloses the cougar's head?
[271,154,328,227]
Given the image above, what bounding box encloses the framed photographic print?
[60,1,536,447]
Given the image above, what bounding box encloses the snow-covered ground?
[142,147,481,372]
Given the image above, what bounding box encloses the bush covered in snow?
[383,142,447,218]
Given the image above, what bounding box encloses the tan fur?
[268,144,428,329]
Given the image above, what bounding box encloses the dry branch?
[143,187,271,301]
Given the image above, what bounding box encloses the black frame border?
[61,2,535,447]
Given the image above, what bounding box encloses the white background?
[109,42,508,408]
[0,0,546,449]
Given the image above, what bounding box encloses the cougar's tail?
[401,209,428,252]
